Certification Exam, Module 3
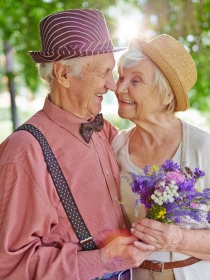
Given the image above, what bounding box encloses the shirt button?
[106,170,109,174]
[122,224,126,228]
[114,197,117,201]
[97,144,100,147]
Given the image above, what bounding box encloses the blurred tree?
[0,0,117,129]
[1,0,210,130]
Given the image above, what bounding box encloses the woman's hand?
[131,218,184,252]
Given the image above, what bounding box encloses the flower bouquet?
[128,160,210,226]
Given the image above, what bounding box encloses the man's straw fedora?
[129,34,197,112]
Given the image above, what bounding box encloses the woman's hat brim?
[129,36,197,112]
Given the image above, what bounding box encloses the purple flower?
[179,178,195,192]
[128,159,207,226]
[189,210,202,222]
[161,160,179,172]
[206,211,210,222]
[173,216,182,224]
[194,168,205,180]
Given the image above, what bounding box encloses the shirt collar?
[42,97,89,144]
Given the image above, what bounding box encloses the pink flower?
[166,171,185,183]
[190,202,199,208]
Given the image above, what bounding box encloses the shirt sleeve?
[103,119,119,144]
[0,159,103,280]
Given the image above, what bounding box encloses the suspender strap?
[16,124,97,251]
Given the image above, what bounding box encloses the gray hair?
[118,48,176,113]
[37,56,88,89]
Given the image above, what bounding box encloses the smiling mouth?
[120,99,136,104]
[95,94,103,97]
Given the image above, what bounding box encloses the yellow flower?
[195,187,201,192]
[148,165,159,176]
[157,208,166,219]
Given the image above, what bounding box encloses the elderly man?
[0,9,154,280]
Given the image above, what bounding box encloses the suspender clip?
[80,236,93,245]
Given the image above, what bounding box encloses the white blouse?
[111,119,210,280]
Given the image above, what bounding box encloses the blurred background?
[1,0,210,143]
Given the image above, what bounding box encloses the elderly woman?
[111,34,210,280]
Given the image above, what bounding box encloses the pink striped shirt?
[0,98,127,280]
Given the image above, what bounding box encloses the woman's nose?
[116,80,129,94]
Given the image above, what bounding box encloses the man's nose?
[105,73,117,92]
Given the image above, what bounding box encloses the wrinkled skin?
[131,218,183,251]
[100,235,155,274]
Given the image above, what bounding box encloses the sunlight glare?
[117,22,139,41]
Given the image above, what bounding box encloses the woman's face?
[115,58,163,122]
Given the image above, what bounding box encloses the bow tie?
[80,113,104,143]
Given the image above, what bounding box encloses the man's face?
[67,53,116,120]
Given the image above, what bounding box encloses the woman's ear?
[163,93,174,105]
[53,61,70,88]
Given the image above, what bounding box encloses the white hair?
[37,56,89,89]
[118,48,176,113]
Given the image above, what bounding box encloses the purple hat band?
[29,9,125,63]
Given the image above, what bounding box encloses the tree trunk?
[4,42,18,131]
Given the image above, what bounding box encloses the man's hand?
[99,235,155,274]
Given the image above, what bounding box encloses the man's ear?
[54,61,70,88]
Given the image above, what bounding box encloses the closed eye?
[132,80,141,84]
[118,76,124,82]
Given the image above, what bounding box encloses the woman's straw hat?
[29,9,125,63]
[129,34,197,111]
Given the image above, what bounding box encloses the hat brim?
[29,47,126,64]
[129,37,189,112]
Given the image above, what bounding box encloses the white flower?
[163,191,167,197]
[154,198,159,203]
[151,194,156,200]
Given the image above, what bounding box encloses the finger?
[131,227,161,247]
[117,235,139,245]
[131,226,181,251]
[134,218,166,232]
[133,240,156,252]
[132,223,163,240]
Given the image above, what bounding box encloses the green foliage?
[0,0,117,92]
[127,0,210,113]
[1,0,210,115]
[146,205,169,223]
[104,114,133,130]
